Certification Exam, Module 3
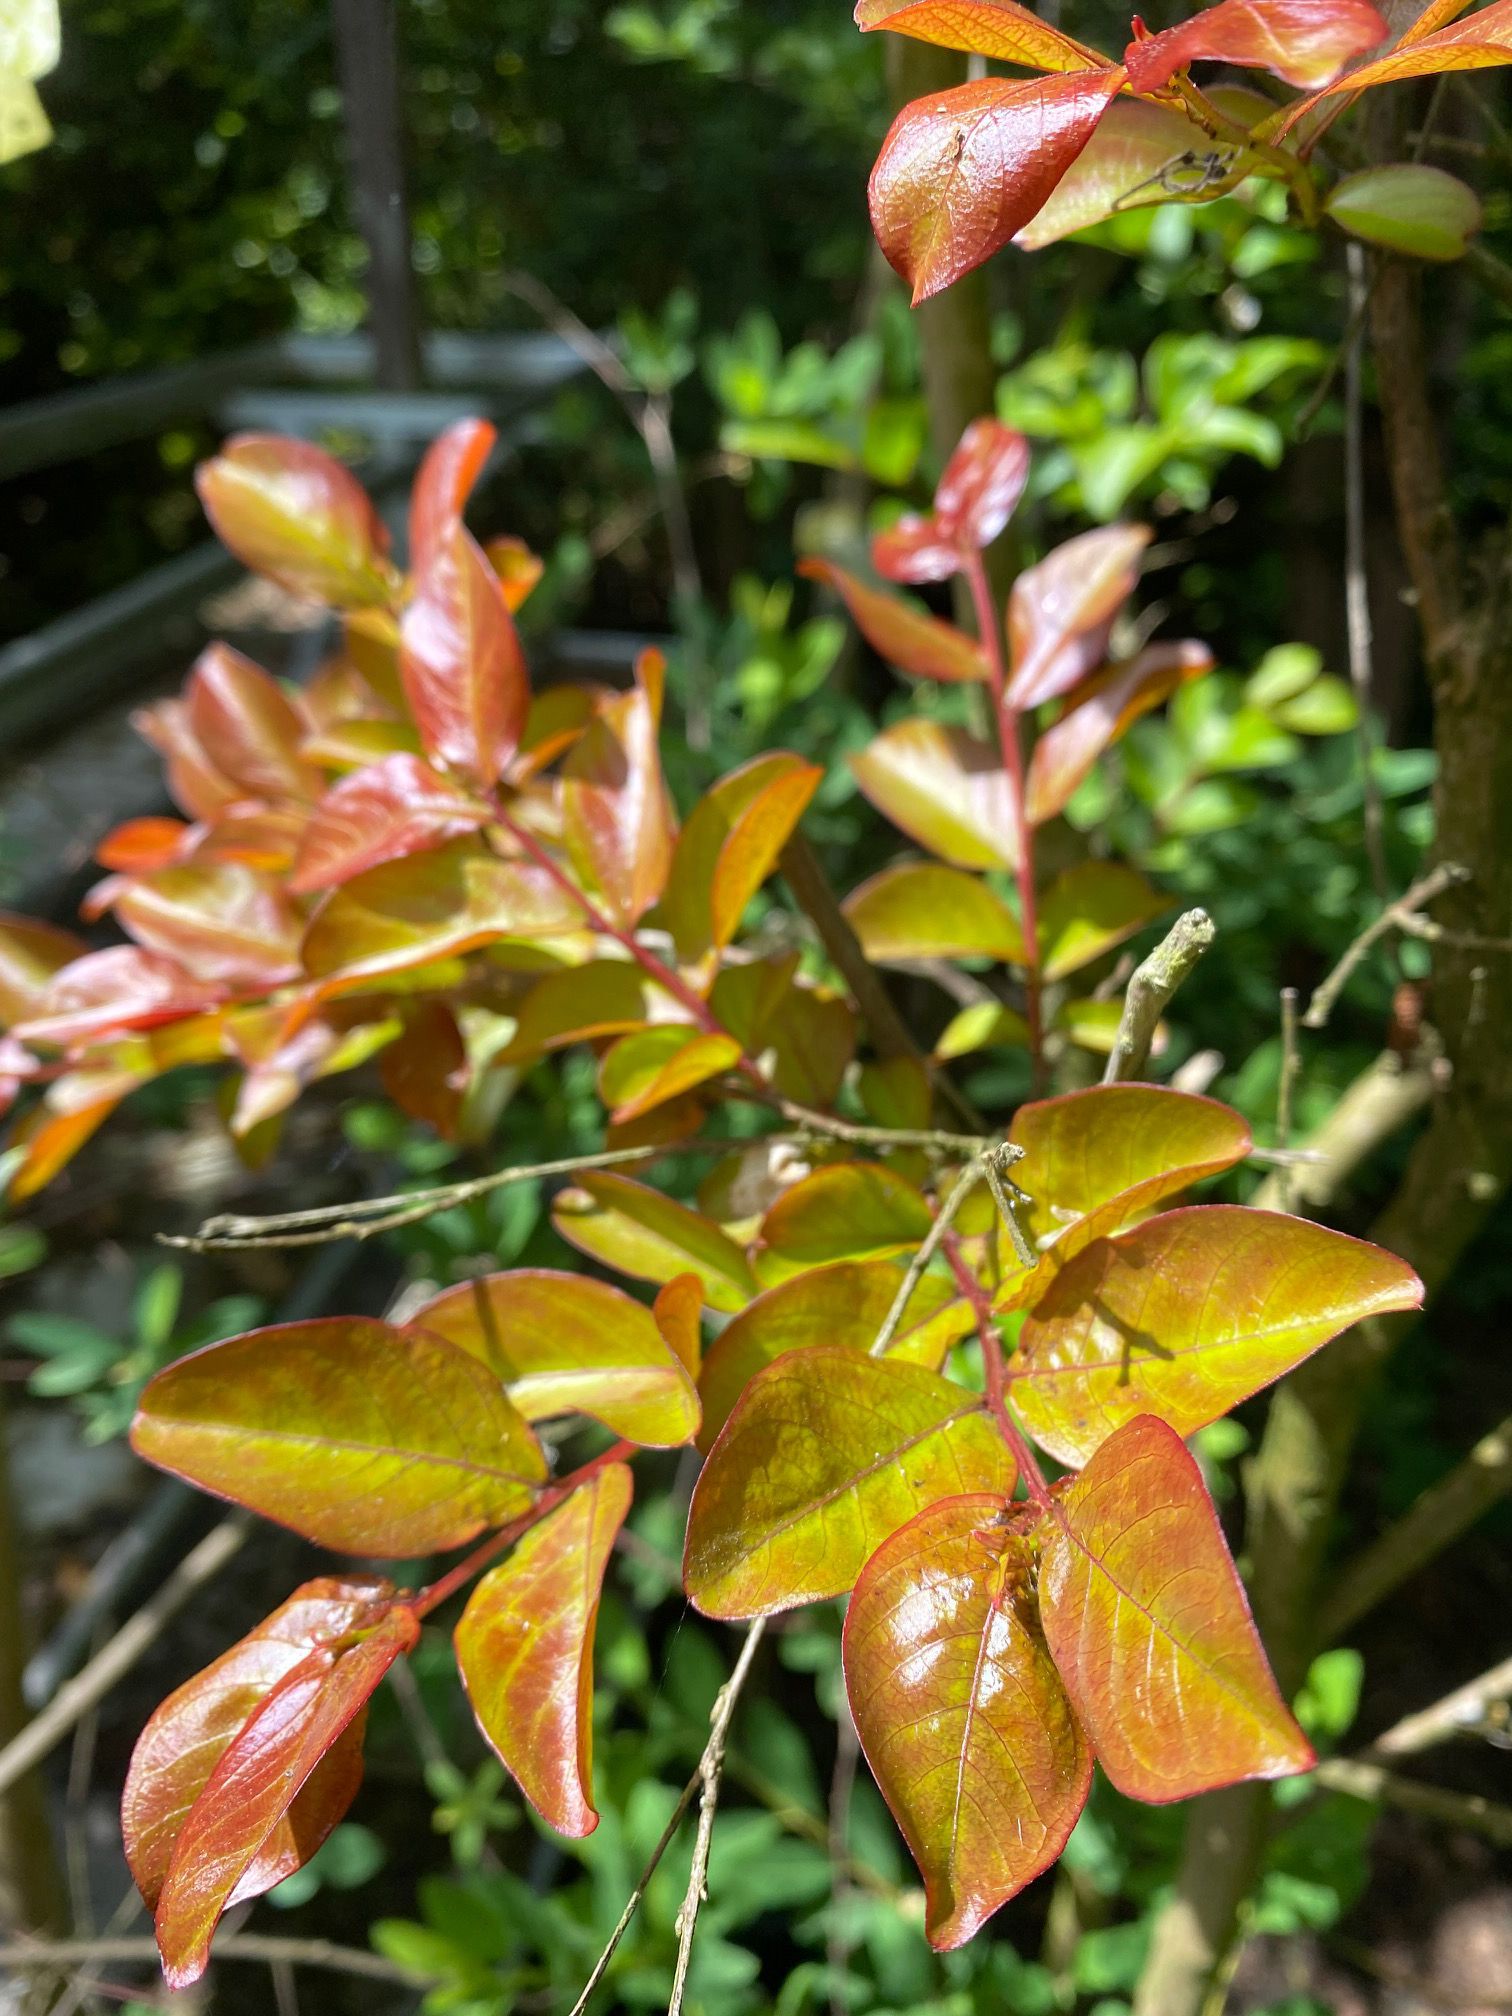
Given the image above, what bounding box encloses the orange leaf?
[798,558,988,683]
[552,1171,759,1314]
[1013,1204,1423,1464]
[455,1463,632,1836]
[756,1161,934,1284]
[654,1271,706,1377]
[850,720,1018,871]
[400,530,529,790]
[1271,0,1512,133]
[663,752,821,967]
[684,1346,1015,1618]
[15,947,225,1049]
[132,1318,547,1553]
[855,0,1113,72]
[502,959,653,1061]
[196,434,397,610]
[0,913,88,1027]
[1026,641,1212,824]
[113,863,304,991]
[845,1496,1091,1948]
[1125,0,1388,92]
[873,420,1032,579]
[290,754,491,893]
[1038,1414,1313,1800]
[562,649,676,928]
[598,1025,743,1123]
[185,644,322,805]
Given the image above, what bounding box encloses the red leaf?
[855,0,1113,72]
[185,644,322,805]
[561,650,677,928]
[14,948,225,1049]
[400,530,530,789]
[410,417,497,573]
[378,1000,468,1137]
[455,1464,632,1836]
[196,434,397,610]
[1026,641,1212,822]
[798,558,988,682]
[290,753,492,893]
[113,863,304,991]
[123,1576,396,1913]
[869,70,1124,302]
[844,1496,1091,1948]
[1037,1415,1313,1801]
[934,418,1032,554]
[154,1606,418,1987]
[1126,0,1387,90]
[872,515,964,585]
[1270,0,1512,130]
[1006,523,1152,710]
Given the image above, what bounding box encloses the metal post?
[330,0,422,391]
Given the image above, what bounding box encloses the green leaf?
[844,862,1027,964]
[1325,163,1482,261]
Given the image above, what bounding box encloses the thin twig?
[1249,1046,1435,1214]
[566,1778,703,2016]
[1275,986,1301,1215]
[1102,910,1216,1083]
[1302,862,1470,1029]
[869,1154,1012,1358]
[1313,1756,1512,1848]
[0,1933,419,1983]
[1344,240,1392,905]
[826,1704,861,2016]
[0,1515,250,1798]
[1365,1651,1512,1758]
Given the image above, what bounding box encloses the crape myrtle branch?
[1302,860,1471,1029]
[1102,908,1217,1083]
[1364,1650,1512,1758]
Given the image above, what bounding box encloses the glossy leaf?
[486,534,546,611]
[301,842,581,988]
[123,1576,395,1911]
[0,913,87,1027]
[684,1346,1015,1618]
[1037,1414,1314,1800]
[664,752,821,966]
[856,0,1111,73]
[696,1260,975,1451]
[654,1272,705,1377]
[290,754,491,893]
[598,1025,743,1123]
[872,422,1031,581]
[869,70,1125,302]
[15,947,225,1048]
[409,416,495,571]
[456,1463,632,1836]
[113,863,303,990]
[400,528,529,790]
[552,1171,759,1314]
[756,1161,934,1284]
[1016,96,1216,247]
[132,1318,547,1554]
[798,558,988,683]
[562,650,676,928]
[1036,861,1168,981]
[1026,642,1213,823]
[1324,163,1482,258]
[1125,0,1388,91]
[185,644,321,804]
[844,862,1027,964]
[407,1269,700,1446]
[849,721,1017,870]
[1006,524,1151,710]
[154,1606,418,1987]
[132,694,246,823]
[845,1496,1091,1948]
[1273,0,1512,128]
[196,434,396,609]
[1013,1204,1424,1464]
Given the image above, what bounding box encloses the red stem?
[962,549,1043,1083]
[944,1235,1052,1508]
[410,1438,637,1619]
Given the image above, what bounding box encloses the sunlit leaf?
[933,1000,1030,1061]
[409,417,496,571]
[1026,642,1213,823]
[870,70,1124,302]
[485,534,546,612]
[552,1171,759,1314]
[1037,1414,1314,1800]
[1013,1204,1424,1463]
[503,959,653,1060]
[456,1463,632,1836]
[408,1269,700,1446]
[0,913,87,1028]
[196,435,397,609]
[93,818,194,875]
[1324,162,1482,257]
[132,1318,548,1553]
[185,644,321,805]
[1125,0,1388,92]
[598,1025,743,1123]
[685,1346,1015,1617]
[850,721,1018,870]
[15,947,225,1049]
[1006,524,1151,710]
[113,863,303,991]
[845,862,1027,964]
[654,1271,705,1377]
[1036,861,1168,980]
[1016,96,1216,247]
[756,1161,934,1284]
[561,650,676,928]
[798,559,988,683]
[856,0,1111,73]
[845,1496,1091,1948]
[290,755,492,893]
[663,752,821,966]
[400,531,529,791]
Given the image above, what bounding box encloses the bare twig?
[1102,910,1216,1083]
[0,1933,419,1983]
[1313,1756,1512,1848]
[1320,1410,1512,1641]
[1302,861,1470,1029]
[827,1705,861,2016]
[1275,986,1302,1215]
[0,1516,250,1797]
[1344,241,1392,904]
[869,1152,1016,1358]
[1365,1651,1512,1758]
[1249,1046,1436,1214]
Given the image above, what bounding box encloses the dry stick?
[0,1933,419,1984]
[1312,1756,1512,1849]
[0,1514,250,1798]
[1102,909,1216,1084]
[1249,1045,1436,1215]
[1275,986,1302,1215]
[1319,1409,1512,1642]
[1365,1650,1512,1758]
[1303,861,1471,1029]
[1344,240,1392,904]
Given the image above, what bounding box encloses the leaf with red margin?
[196,434,397,610]
[0,913,88,1027]
[14,948,226,1049]
[1036,861,1168,981]
[755,1161,934,1285]
[870,513,963,586]
[1037,1414,1314,1801]
[290,754,492,893]
[844,1495,1091,1949]
[870,70,1125,303]
[185,644,322,804]
[663,752,822,967]
[562,650,677,928]
[654,1272,705,1377]
[685,1346,1015,1618]
[1006,524,1152,710]
[992,1083,1251,1313]
[123,1576,396,1912]
[873,420,1033,581]
[409,417,496,572]
[131,1318,547,1554]
[1026,642,1213,823]
[849,720,1018,870]
[113,864,304,990]
[1125,0,1388,93]
[154,1606,418,1988]
[132,697,246,824]
[404,1270,700,1446]
[400,531,529,790]
[1269,0,1512,133]
[598,1026,743,1124]
[798,559,988,683]
[855,0,1112,72]
[301,842,582,990]
[696,1259,975,1451]
[552,1172,759,1314]
[1012,1204,1424,1464]
[455,1463,632,1837]
[844,862,1027,965]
